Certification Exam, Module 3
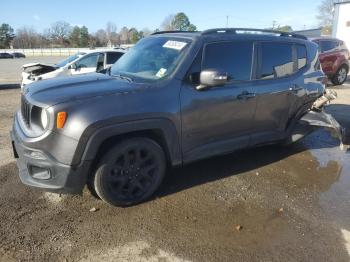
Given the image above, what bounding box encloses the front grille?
[21,95,31,127]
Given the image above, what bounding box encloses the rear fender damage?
[289,89,349,151]
[298,111,350,150]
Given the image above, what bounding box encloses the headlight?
[40,109,49,129]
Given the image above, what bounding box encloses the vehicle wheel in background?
[332,65,348,85]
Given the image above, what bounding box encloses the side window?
[75,54,100,68]
[320,41,338,53]
[203,41,253,81]
[258,42,293,79]
[107,52,123,64]
[296,44,307,70]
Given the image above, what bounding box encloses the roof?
[151,28,308,41]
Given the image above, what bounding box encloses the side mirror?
[197,69,228,90]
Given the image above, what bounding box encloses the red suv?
[312,38,349,85]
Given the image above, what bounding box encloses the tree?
[317,0,335,34]
[119,26,129,44]
[161,14,175,31]
[129,28,141,44]
[49,21,72,46]
[171,12,197,31]
[0,23,15,48]
[95,29,108,46]
[80,26,89,47]
[13,26,42,48]
[106,22,118,46]
[277,25,293,32]
[69,26,81,47]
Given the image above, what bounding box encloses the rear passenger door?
[251,42,307,145]
[181,40,257,162]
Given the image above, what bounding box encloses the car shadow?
[156,142,306,198]
[0,83,20,90]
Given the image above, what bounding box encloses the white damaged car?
[21,49,126,89]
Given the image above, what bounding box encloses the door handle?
[289,84,303,92]
[237,91,256,100]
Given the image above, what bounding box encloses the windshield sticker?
[156,68,167,78]
[163,40,187,50]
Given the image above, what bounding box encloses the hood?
[25,73,147,107]
[23,63,57,70]
[23,63,58,75]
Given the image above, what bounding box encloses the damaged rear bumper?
[298,110,350,150]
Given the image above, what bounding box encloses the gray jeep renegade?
[11,28,349,207]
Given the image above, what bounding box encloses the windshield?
[111,37,191,81]
[56,52,85,68]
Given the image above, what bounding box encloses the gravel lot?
[1,57,350,262]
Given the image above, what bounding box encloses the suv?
[21,49,125,89]
[11,28,349,207]
[312,38,349,85]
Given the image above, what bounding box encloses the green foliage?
[69,25,89,47]
[277,25,293,32]
[171,12,197,31]
[321,25,332,35]
[80,26,89,47]
[0,23,15,48]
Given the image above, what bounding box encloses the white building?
[333,1,350,48]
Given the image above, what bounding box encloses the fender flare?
[71,118,182,166]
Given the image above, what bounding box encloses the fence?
[0,45,134,57]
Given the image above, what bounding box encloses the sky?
[2,0,323,33]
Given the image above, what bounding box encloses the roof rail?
[201,28,308,40]
[151,30,198,35]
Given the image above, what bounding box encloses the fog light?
[29,166,51,180]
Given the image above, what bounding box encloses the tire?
[93,138,166,207]
[331,65,348,85]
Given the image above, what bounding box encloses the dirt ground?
[1,57,350,262]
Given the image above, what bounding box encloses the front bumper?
[10,128,91,194]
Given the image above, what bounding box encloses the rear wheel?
[93,138,166,207]
[331,65,348,85]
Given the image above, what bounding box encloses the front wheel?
[331,65,348,85]
[93,138,166,207]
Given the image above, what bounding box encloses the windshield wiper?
[113,73,133,83]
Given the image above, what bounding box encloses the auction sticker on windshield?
[163,40,187,50]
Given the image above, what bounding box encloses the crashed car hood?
[25,73,147,107]
[23,63,57,71]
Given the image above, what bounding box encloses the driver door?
[180,41,257,163]
[70,53,105,75]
